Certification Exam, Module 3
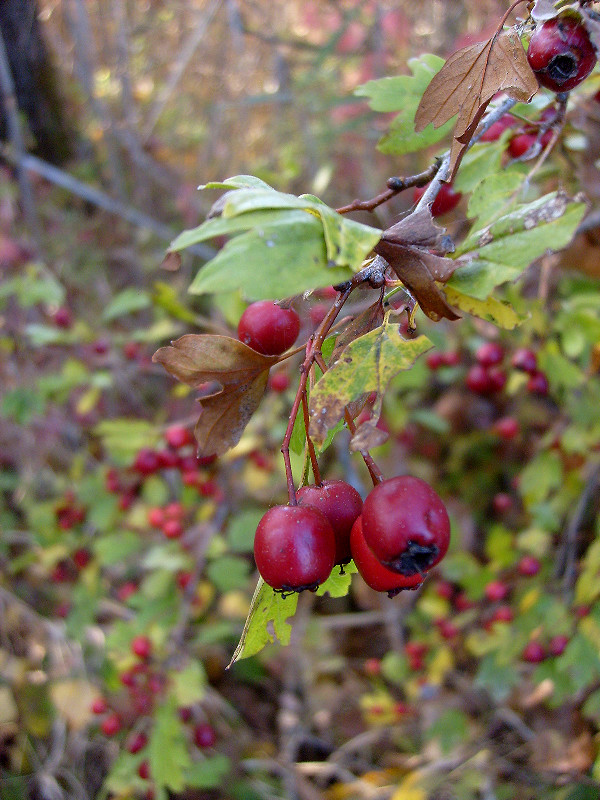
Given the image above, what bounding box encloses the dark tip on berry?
[276,581,321,598]
[548,53,578,85]
[383,541,439,577]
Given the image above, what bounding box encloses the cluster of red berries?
[464,341,548,397]
[254,475,451,598]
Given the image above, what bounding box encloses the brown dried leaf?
[330,300,385,363]
[161,251,182,271]
[349,419,389,452]
[153,335,277,456]
[383,207,448,250]
[374,240,461,321]
[415,28,538,178]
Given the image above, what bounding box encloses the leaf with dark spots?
[153,335,278,456]
[330,300,385,364]
[374,240,461,321]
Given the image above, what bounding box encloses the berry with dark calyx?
[522,640,547,663]
[518,555,541,576]
[194,723,217,748]
[413,182,462,216]
[350,516,423,596]
[131,635,153,660]
[512,347,538,374]
[296,479,363,565]
[361,476,450,577]
[475,341,504,368]
[253,505,335,593]
[237,300,301,356]
[527,14,597,94]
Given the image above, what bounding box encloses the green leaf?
[206,556,251,592]
[466,171,523,227]
[149,697,192,793]
[152,282,199,324]
[451,193,586,299]
[539,341,585,390]
[102,288,151,321]
[380,651,410,686]
[189,216,351,300]
[171,208,305,252]
[1,388,45,423]
[170,661,207,707]
[94,531,142,566]
[476,652,519,702]
[442,286,521,329]
[25,324,66,346]
[425,709,469,754]
[309,318,431,444]
[227,509,264,553]
[519,451,563,507]
[452,142,505,195]
[200,175,273,191]
[355,54,455,155]
[229,578,298,666]
[184,755,231,789]
[94,418,160,465]
[316,562,357,598]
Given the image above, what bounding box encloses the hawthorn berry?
[508,133,537,159]
[493,417,520,440]
[237,300,300,355]
[165,424,193,449]
[475,341,504,368]
[269,371,290,393]
[548,634,569,657]
[361,476,450,576]
[162,519,183,539]
[512,347,538,374]
[127,732,148,754]
[350,516,423,596]
[131,635,153,660]
[518,555,541,577]
[101,712,122,737]
[253,505,335,593]
[484,580,509,602]
[480,113,515,142]
[52,306,73,329]
[91,697,108,715]
[522,640,547,663]
[527,371,550,396]
[527,14,597,94]
[133,448,160,476]
[193,723,217,748]
[296,479,363,565]
[138,761,150,780]
[466,364,494,395]
[413,182,462,216]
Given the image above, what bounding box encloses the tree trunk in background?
[0,0,74,164]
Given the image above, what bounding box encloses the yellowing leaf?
[51,681,97,730]
[390,771,427,800]
[442,286,521,329]
[415,28,538,177]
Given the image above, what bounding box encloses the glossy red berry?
[138,761,150,780]
[133,448,160,476]
[91,697,108,715]
[522,640,547,663]
[413,182,462,216]
[465,364,494,395]
[512,347,538,374]
[253,505,335,593]
[131,635,153,660]
[508,133,537,158]
[527,15,597,93]
[194,723,217,748]
[361,476,450,576]
[350,516,423,596]
[493,417,520,440]
[475,341,504,368]
[237,301,300,355]
[165,425,193,449]
[162,519,183,539]
[268,371,290,393]
[296,479,363,565]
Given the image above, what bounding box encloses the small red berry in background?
[494,417,519,440]
[165,424,193,449]
[123,340,141,360]
[548,635,569,657]
[193,723,217,748]
[131,635,153,660]
[91,697,108,715]
[512,347,538,374]
[133,449,160,476]
[466,364,494,395]
[413,182,462,216]
[527,371,550,396]
[147,507,165,528]
[492,493,513,515]
[522,640,547,663]
[475,341,504,368]
[127,732,148,754]
[485,580,509,602]
[101,712,122,737]
[426,351,444,371]
[162,519,183,539]
[237,300,300,355]
[480,113,515,141]
[364,657,381,677]
[508,133,537,159]
[491,605,514,624]
[138,761,150,780]
[518,555,541,577]
[52,306,73,329]
[527,14,597,93]
[269,371,290,392]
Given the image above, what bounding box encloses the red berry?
[91,697,108,715]
[512,347,538,374]
[465,364,494,395]
[269,371,290,392]
[310,303,329,326]
[165,425,193,449]
[361,476,450,577]
[176,571,193,591]
[527,371,549,396]
[491,605,514,624]
[364,658,381,676]
[52,306,73,329]
[193,723,217,748]
[475,341,504,368]
[138,761,150,780]
[522,640,547,663]
[435,618,459,639]
[253,505,336,593]
[101,713,122,737]
[117,581,137,602]
[133,449,160,476]
[485,580,509,602]
[454,592,475,612]
[123,341,141,360]
[518,555,541,577]
[147,507,165,528]
[426,351,445,371]
[237,301,301,355]
[350,516,423,596]
[157,448,179,469]
[413,182,462,216]
[480,113,515,141]
[296,479,363,565]
[73,548,91,569]
[127,733,148,754]
[487,366,507,393]
[162,519,183,539]
[441,350,461,367]
[92,338,110,355]
[508,133,537,158]
[435,580,455,601]
[492,493,513,515]
[131,635,153,660]
[527,14,597,93]
[494,417,519,440]
[179,707,193,723]
[548,634,569,656]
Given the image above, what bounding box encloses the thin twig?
[301,392,321,485]
[558,460,600,595]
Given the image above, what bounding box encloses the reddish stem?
[302,391,322,486]
[335,163,440,215]
[343,409,384,487]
